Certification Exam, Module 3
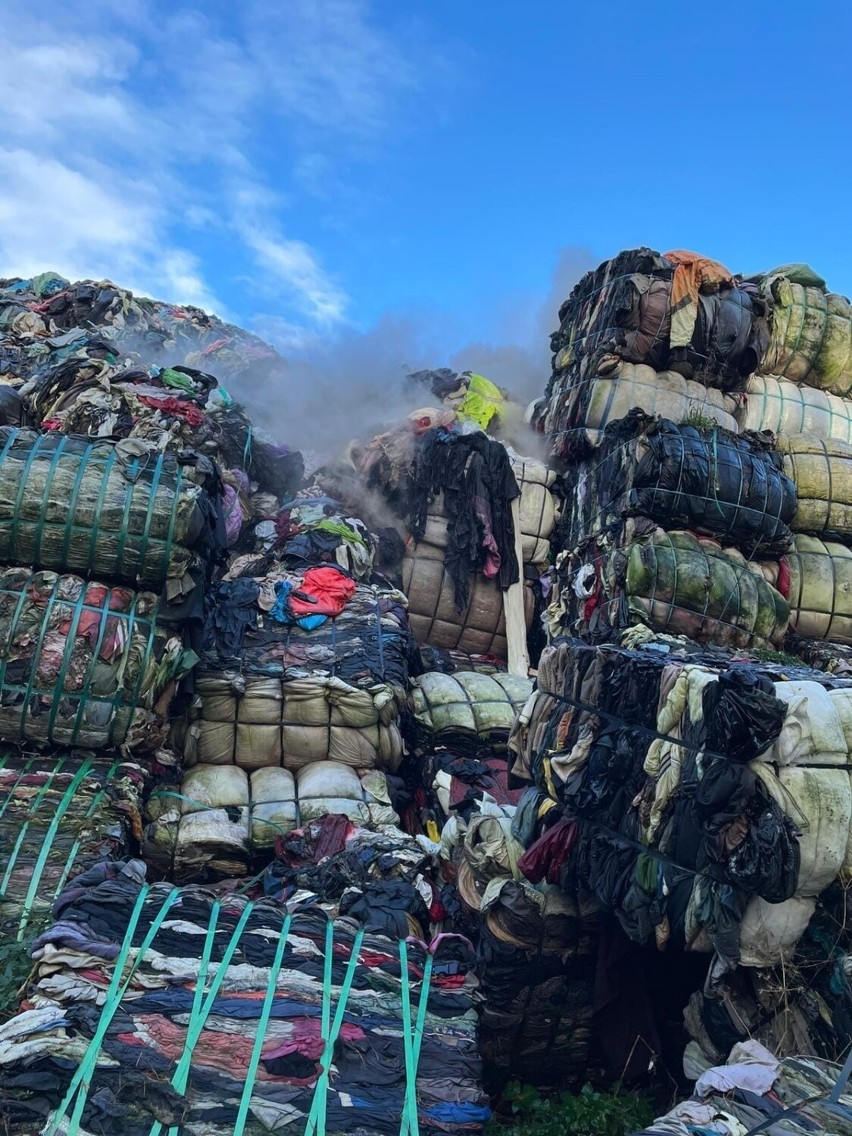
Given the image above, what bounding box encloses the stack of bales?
[0,276,497,1134]
[535,249,852,653]
[512,247,852,1085]
[0,423,221,938]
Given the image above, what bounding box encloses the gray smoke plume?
[231,244,597,461]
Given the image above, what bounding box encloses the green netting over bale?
[0,568,194,751]
[758,271,852,396]
[541,360,740,458]
[777,434,852,541]
[624,529,790,648]
[142,762,400,882]
[771,535,852,645]
[572,411,796,555]
[409,671,534,753]
[0,751,147,938]
[0,427,223,590]
[741,374,852,442]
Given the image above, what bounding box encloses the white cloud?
[239,226,348,325]
[0,148,155,275]
[0,0,442,334]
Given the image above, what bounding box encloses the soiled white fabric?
[739,895,817,967]
[695,1040,779,1099]
[769,681,850,766]
[142,761,399,881]
[754,764,851,896]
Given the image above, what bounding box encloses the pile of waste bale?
[0,272,572,1129]
[535,248,852,653]
[505,246,852,1096]
[5,246,852,1124]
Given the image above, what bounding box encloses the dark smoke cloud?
[235,244,597,461]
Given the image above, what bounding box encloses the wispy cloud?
[0,0,445,327]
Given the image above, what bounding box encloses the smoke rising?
[228,244,597,461]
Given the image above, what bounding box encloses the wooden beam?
[503,495,530,677]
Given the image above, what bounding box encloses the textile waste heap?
[0,273,571,1133]
[501,244,852,1125]
[4,247,852,1133]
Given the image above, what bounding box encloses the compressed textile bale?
[577,411,795,554]
[739,896,818,968]
[777,434,852,540]
[741,374,852,442]
[782,535,852,644]
[0,871,489,1135]
[0,428,223,590]
[547,361,740,454]
[0,752,146,937]
[759,273,852,396]
[189,572,410,770]
[184,673,404,772]
[142,762,399,881]
[769,681,850,767]
[0,567,190,751]
[402,549,534,658]
[623,530,789,649]
[547,249,765,388]
[410,671,533,752]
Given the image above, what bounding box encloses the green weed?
[488,1081,654,1136]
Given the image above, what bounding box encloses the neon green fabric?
[456,373,504,430]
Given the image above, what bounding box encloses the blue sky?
[1,0,850,377]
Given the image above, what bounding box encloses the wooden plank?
[504,496,530,676]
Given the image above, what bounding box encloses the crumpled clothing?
[694,1040,779,1098]
[664,249,734,350]
[270,566,356,631]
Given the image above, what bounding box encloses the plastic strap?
[51,760,123,904]
[304,924,366,1136]
[46,885,177,1136]
[85,446,120,572]
[233,912,292,1136]
[148,898,258,1136]
[8,431,61,560]
[58,441,98,569]
[116,592,159,747]
[398,939,434,1136]
[0,756,68,897]
[159,459,183,583]
[0,577,34,730]
[0,752,34,821]
[13,577,69,742]
[15,758,94,939]
[148,900,222,1136]
[32,434,74,566]
[52,582,115,745]
[134,453,167,582]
